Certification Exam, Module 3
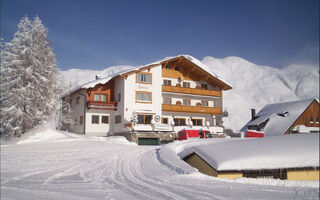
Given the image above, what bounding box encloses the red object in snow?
[199,130,210,138]
[178,129,199,140]
[247,130,264,138]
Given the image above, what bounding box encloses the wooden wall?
[287,100,319,134]
[86,79,115,103]
[161,58,231,90]
[183,153,319,181]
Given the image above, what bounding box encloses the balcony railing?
[87,101,116,110]
[162,104,222,114]
[162,85,221,97]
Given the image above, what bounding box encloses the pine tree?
[0,16,60,136]
[58,93,75,131]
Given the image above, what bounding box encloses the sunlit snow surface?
[1,127,319,200]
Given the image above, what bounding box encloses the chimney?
[95,75,99,80]
[251,109,256,120]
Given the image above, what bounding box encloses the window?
[118,93,121,102]
[163,79,172,86]
[165,64,171,70]
[76,96,80,104]
[136,91,152,103]
[136,72,152,83]
[94,94,100,101]
[80,115,83,125]
[201,84,208,89]
[101,116,109,124]
[137,115,152,124]
[163,97,172,104]
[115,115,121,124]
[101,94,107,102]
[174,66,180,71]
[310,117,314,123]
[74,117,78,125]
[183,99,191,106]
[316,117,319,124]
[162,117,168,124]
[191,119,203,126]
[69,99,72,105]
[174,118,186,126]
[92,115,99,124]
[201,101,208,107]
[183,82,190,88]
[94,94,108,102]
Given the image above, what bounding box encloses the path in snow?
[1,133,319,200]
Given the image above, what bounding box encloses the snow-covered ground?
[1,127,319,200]
[60,55,319,131]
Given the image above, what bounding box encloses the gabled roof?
[241,98,318,136]
[67,55,232,95]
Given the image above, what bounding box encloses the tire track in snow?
[111,147,231,200]
[135,149,229,200]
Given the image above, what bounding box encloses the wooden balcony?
[162,104,222,114]
[86,101,116,110]
[162,85,221,97]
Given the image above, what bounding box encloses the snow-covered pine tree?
[0,16,60,136]
[0,17,33,136]
[28,16,59,125]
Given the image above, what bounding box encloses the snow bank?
[178,134,319,171]
[159,137,319,188]
[17,125,68,145]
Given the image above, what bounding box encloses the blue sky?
[1,0,319,70]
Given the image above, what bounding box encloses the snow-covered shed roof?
[67,55,232,95]
[185,134,319,171]
[241,98,318,136]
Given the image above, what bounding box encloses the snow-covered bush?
[0,16,59,136]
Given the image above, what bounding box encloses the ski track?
[1,139,319,200]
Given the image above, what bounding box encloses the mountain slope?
[60,56,319,131]
[202,56,319,131]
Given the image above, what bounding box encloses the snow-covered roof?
[65,66,136,95]
[241,98,317,136]
[184,134,319,171]
[66,55,232,95]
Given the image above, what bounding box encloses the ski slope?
[1,127,319,200]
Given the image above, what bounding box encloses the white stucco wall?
[69,90,86,134]
[85,109,113,136]
[122,66,162,125]
[114,77,125,133]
